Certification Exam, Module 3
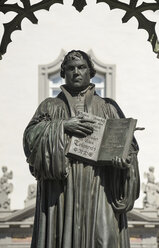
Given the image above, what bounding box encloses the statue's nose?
[74,67,79,74]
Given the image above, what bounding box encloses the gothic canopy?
[0,0,159,58]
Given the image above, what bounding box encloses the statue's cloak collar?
[58,83,95,116]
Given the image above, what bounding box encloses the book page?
[67,113,107,162]
[98,118,137,163]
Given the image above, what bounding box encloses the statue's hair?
[60,50,96,79]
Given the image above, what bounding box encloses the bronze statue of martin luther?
[23,50,140,248]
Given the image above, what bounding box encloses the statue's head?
[149,166,154,173]
[2,166,7,173]
[60,50,96,92]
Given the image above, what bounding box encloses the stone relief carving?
[143,166,159,209]
[27,184,37,200]
[0,166,13,211]
[24,183,37,208]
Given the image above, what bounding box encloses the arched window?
[38,50,116,103]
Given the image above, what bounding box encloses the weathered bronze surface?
[0,1,159,58]
[23,50,140,248]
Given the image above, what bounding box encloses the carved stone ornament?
[142,166,159,209]
[24,183,37,208]
[0,166,13,211]
[0,0,159,58]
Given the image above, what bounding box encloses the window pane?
[91,73,105,97]
[95,89,102,96]
[92,76,103,84]
[49,74,63,84]
[52,89,61,97]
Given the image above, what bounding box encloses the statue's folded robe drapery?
[23,86,140,248]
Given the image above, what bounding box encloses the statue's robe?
[23,85,140,248]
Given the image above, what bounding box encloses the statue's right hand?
[63,116,95,137]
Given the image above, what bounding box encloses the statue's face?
[65,57,90,92]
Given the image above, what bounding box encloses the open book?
[67,112,137,166]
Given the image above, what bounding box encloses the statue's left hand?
[112,156,131,169]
